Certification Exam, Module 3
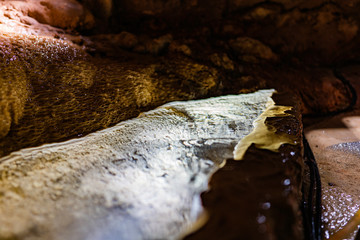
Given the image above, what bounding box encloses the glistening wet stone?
[328,142,360,157]
[185,92,303,240]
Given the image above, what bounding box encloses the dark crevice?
[302,135,322,240]
[298,1,343,13]
[355,227,360,240]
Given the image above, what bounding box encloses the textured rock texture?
[0,0,358,155]
[0,1,359,239]
[0,0,94,38]
[0,31,221,157]
[0,90,274,240]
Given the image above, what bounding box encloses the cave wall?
[0,0,358,155]
[85,0,360,65]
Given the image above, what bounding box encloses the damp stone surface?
[0,89,274,240]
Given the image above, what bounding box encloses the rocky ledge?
[0,89,303,239]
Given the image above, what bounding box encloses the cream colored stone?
[0,90,274,240]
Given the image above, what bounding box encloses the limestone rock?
[0,0,95,36]
[116,0,182,16]
[0,31,88,156]
[169,42,192,56]
[89,31,139,54]
[89,33,173,56]
[28,0,95,30]
[229,37,277,63]
[241,66,354,115]
[210,53,235,71]
[0,90,274,240]
[0,62,28,139]
[0,30,223,157]
[250,3,359,65]
[83,0,113,20]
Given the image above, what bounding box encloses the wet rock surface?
[0,90,275,240]
[186,92,304,240]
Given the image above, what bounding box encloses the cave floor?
[305,65,360,240]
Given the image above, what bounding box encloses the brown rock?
[35,0,95,30]
[210,53,235,71]
[89,31,139,54]
[229,37,277,63]
[243,65,354,115]
[83,0,113,20]
[169,42,192,56]
[0,62,28,139]
[0,32,221,157]
[117,0,182,15]
[0,0,94,32]
[295,70,354,114]
[134,34,173,55]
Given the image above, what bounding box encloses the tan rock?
[0,31,221,157]
[36,0,95,30]
[210,53,235,71]
[0,62,28,139]
[229,37,277,63]
[169,42,192,56]
[0,0,95,33]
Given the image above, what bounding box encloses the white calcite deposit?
[0,89,274,240]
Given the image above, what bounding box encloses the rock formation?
[0,90,278,240]
[0,0,360,239]
[0,0,358,155]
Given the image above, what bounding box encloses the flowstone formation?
[0,90,274,240]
